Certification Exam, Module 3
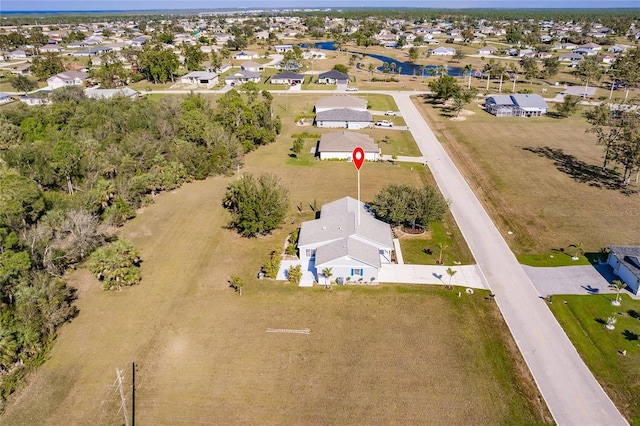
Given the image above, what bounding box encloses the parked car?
[345,87,358,91]
[384,111,397,116]
[376,120,393,127]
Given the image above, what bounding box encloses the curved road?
[391,92,627,425]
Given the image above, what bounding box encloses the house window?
[351,268,363,276]
[306,249,316,258]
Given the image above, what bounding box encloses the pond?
[298,41,464,77]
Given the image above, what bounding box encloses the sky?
[1,0,639,12]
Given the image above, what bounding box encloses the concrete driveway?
[392,92,627,425]
[524,264,634,298]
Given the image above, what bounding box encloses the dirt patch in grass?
[414,97,640,255]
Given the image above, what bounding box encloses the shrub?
[89,239,141,290]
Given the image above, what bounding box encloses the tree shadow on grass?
[623,329,639,341]
[595,318,607,325]
[522,146,638,195]
[628,310,640,320]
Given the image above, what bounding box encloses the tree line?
[0,86,279,408]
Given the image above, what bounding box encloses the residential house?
[46,71,88,90]
[573,47,597,56]
[317,70,349,85]
[477,45,497,55]
[275,44,293,53]
[297,196,394,286]
[255,30,270,40]
[240,61,265,72]
[270,71,304,85]
[10,64,32,75]
[317,132,380,161]
[19,95,51,106]
[232,51,259,60]
[537,52,553,59]
[314,95,367,113]
[85,87,138,100]
[429,46,456,56]
[608,44,629,54]
[0,92,13,104]
[6,50,28,59]
[39,45,65,53]
[180,71,219,87]
[559,52,584,65]
[560,86,597,98]
[314,109,373,129]
[130,36,148,47]
[224,69,261,86]
[485,94,548,117]
[303,50,327,60]
[607,246,640,294]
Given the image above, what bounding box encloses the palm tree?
[437,241,449,264]
[419,65,426,78]
[446,267,457,286]
[463,64,473,89]
[509,63,519,92]
[571,242,583,260]
[390,62,397,75]
[437,64,447,76]
[483,60,495,92]
[495,63,507,93]
[609,280,627,306]
[322,267,333,286]
[368,63,375,81]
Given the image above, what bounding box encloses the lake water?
[298,41,464,77]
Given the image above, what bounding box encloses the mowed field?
[2,94,550,424]
[415,98,640,255]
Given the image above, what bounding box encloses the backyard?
[2,93,551,424]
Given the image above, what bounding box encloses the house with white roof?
[314,94,367,113]
[180,71,219,87]
[608,246,640,294]
[0,92,13,104]
[47,71,88,90]
[317,132,380,161]
[85,87,138,100]
[224,69,261,86]
[297,196,394,286]
[429,46,456,56]
[232,51,259,60]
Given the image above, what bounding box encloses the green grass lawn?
[377,131,422,157]
[549,294,640,423]
[361,93,399,111]
[399,220,475,265]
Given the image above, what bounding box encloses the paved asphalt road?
[391,92,627,426]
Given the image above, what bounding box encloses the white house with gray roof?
[315,109,373,129]
[181,71,219,87]
[297,197,394,285]
[317,132,380,161]
[485,94,548,117]
[607,246,640,294]
[314,94,367,113]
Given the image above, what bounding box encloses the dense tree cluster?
[370,184,449,231]
[0,87,279,405]
[222,173,290,237]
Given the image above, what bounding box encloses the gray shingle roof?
[318,131,379,153]
[486,95,514,106]
[315,94,367,110]
[319,70,349,80]
[511,94,548,110]
[298,197,394,267]
[610,246,640,280]
[315,108,372,122]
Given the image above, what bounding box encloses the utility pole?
[114,368,130,426]
[132,362,136,426]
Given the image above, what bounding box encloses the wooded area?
[0,87,280,408]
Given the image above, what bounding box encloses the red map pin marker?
[352,146,364,171]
